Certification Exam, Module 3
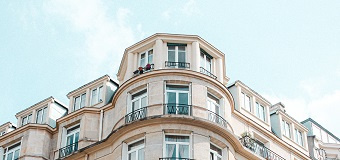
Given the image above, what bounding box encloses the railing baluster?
[165,61,190,69]
[59,142,78,159]
[125,107,148,124]
[200,67,217,79]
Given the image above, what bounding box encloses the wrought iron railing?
[200,67,217,79]
[164,103,192,115]
[165,61,190,68]
[207,110,227,128]
[59,142,78,159]
[240,135,285,160]
[133,64,154,76]
[159,158,195,160]
[125,107,148,123]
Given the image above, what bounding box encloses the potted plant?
[138,66,144,74]
[145,64,151,71]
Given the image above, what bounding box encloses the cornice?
[0,124,54,142]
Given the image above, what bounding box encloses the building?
[301,118,340,160]
[0,33,332,160]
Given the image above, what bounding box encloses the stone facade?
[1,33,334,160]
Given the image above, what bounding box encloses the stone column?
[216,58,223,82]
[191,41,200,72]
[85,88,91,107]
[153,39,163,69]
[125,52,134,82]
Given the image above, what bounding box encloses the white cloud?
[43,0,139,80]
[263,89,340,137]
[182,0,199,16]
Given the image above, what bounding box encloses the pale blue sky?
[0,0,339,136]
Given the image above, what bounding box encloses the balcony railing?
[164,103,192,115]
[207,110,227,128]
[133,64,154,76]
[59,142,78,159]
[165,61,190,69]
[159,158,195,160]
[200,67,217,79]
[240,135,285,160]
[125,107,148,123]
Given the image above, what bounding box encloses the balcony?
[200,67,217,79]
[240,135,285,160]
[133,64,154,76]
[165,61,190,69]
[159,158,195,160]
[125,107,148,123]
[164,103,192,115]
[207,110,227,128]
[59,142,78,159]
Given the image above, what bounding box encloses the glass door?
[166,85,189,115]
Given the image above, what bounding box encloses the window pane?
[210,144,222,155]
[178,50,186,63]
[141,97,147,108]
[98,86,103,102]
[128,151,136,160]
[6,152,13,160]
[67,134,74,145]
[42,107,47,124]
[255,103,259,118]
[165,135,189,142]
[132,100,140,111]
[166,144,176,158]
[80,94,86,108]
[148,50,153,64]
[128,140,144,151]
[167,92,176,104]
[245,95,251,112]
[168,46,175,62]
[36,109,42,123]
[140,53,146,67]
[14,149,20,160]
[179,93,188,105]
[27,114,32,124]
[74,96,80,111]
[240,92,245,108]
[206,57,211,72]
[91,89,98,105]
[179,145,189,158]
[138,148,144,160]
[22,117,27,126]
[166,85,189,91]
[200,52,205,68]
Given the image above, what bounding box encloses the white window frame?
[127,138,145,160]
[295,129,304,146]
[36,106,47,124]
[255,102,266,121]
[129,89,148,114]
[167,46,187,63]
[64,124,80,147]
[73,93,86,111]
[207,93,220,115]
[165,84,191,114]
[21,113,32,126]
[200,50,213,72]
[163,133,192,159]
[138,48,153,67]
[241,92,252,112]
[91,85,104,106]
[3,142,21,160]
[282,120,291,138]
[210,143,222,160]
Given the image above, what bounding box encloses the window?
[65,125,80,150]
[74,93,86,111]
[130,89,147,113]
[207,93,220,115]
[167,44,186,68]
[165,85,190,115]
[295,129,303,146]
[210,144,222,160]
[128,139,145,160]
[255,102,266,121]
[164,135,190,159]
[21,114,32,126]
[241,92,251,112]
[282,120,291,138]
[36,107,47,124]
[91,86,103,105]
[3,142,20,160]
[200,49,212,72]
[139,49,153,67]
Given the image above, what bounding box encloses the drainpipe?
[99,109,104,141]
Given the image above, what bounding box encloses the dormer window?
[74,93,86,111]
[166,43,188,68]
[36,106,47,124]
[282,120,291,138]
[200,49,212,73]
[91,86,103,105]
[21,114,32,126]
[295,129,303,146]
[240,92,251,112]
[139,49,153,67]
[255,102,265,121]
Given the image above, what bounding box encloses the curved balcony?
[200,67,217,79]
[59,142,78,159]
[240,135,285,160]
[207,110,227,128]
[163,103,192,115]
[125,107,148,124]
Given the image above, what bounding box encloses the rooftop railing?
[125,107,148,124]
[200,67,217,79]
[165,61,190,69]
[240,135,285,160]
[164,103,192,116]
[59,142,78,159]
